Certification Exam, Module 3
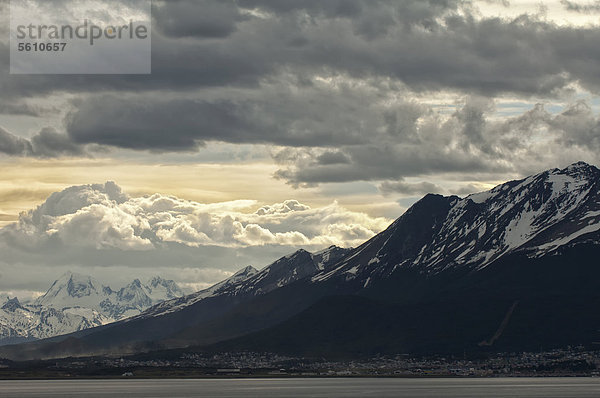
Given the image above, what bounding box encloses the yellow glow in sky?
[0,157,402,226]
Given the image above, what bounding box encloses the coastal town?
[2,347,599,379]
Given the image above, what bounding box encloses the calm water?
[1,378,599,398]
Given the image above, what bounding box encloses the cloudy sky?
[1,0,600,299]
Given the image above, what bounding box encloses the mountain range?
[0,272,184,345]
[2,162,600,360]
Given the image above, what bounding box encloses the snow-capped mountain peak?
[312,162,600,284]
[235,265,259,276]
[312,245,351,270]
[1,298,23,313]
[145,276,185,301]
[1,273,184,344]
[34,271,108,308]
[116,279,152,310]
[66,274,103,298]
[565,160,595,174]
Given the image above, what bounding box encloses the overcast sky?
[1,0,600,299]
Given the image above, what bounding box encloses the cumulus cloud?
[0,182,393,294]
[1,182,389,252]
[255,200,311,215]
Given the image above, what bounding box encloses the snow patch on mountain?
[36,273,108,310]
[0,272,184,344]
[311,162,600,284]
[537,223,600,251]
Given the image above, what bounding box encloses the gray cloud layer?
[561,0,600,12]
[0,127,84,158]
[273,98,600,186]
[1,0,600,182]
[4,1,600,96]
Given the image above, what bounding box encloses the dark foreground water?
[1,378,599,398]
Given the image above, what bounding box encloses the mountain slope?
[137,246,349,320]
[215,242,600,357]
[312,161,600,288]
[210,162,600,356]
[0,246,350,359]
[2,162,600,360]
[35,273,112,311]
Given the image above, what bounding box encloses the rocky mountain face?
[311,161,600,286]
[139,245,350,319]
[0,272,184,344]
[2,162,600,360]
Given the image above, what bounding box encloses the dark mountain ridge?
[0,245,351,359]
[2,162,600,360]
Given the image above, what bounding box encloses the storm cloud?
[1,1,600,97]
[0,127,84,158]
[271,98,600,186]
[2,1,600,158]
[2,1,599,177]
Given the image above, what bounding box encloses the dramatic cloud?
[63,78,381,150]
[0,127,85,158]
[0,182,390,293]
[2,0,600,294]
[153,0,244,38]
[2,1,600,101]
[272,98,600,186]
[61,78,600,187]
[1,182,388,252]
[0,127,32,156]
[1,0,589,183]
[30,128,86,157]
